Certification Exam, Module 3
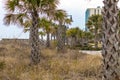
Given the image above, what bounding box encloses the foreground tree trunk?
[29,11,40,65]
[102,0,120,79]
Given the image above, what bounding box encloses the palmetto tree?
[64,17,73,46]
[102,0,120,79]
[66,27,89,47]
[66,27,79,47]
[86,14,102,48]
[4,0,59,65]
[40,18,52,48]
[51,24,58,42]
[53,9,68,52]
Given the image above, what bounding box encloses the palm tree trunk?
[102,0,120,79]
[71,37,74,48]
[29,11,40,65]
[51,34,53,41]
[46,32,50,48]
[95,31,98,49]
[41,35,43,40]
[72,36,76,48]
[57,23,65,53]
[53,34,56,42]
[66,36,69,46]
[63,25,66,46]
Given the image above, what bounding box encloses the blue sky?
[0,0,116,39]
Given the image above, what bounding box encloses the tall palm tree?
[51,24,58,42]
[66,27,81,47]
[4,0,59,65]
[64,17,73,47]
[53,9,67,52]
[40,18,52,48]
[102,0,120,79]
[52,10,72,52]
[86,14,102,48]
[66,28,77,47]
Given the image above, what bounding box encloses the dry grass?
[0,41,102,80]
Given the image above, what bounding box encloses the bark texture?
[57,24,65,53]
[46,32,50,48]
[102,0,120,79]
[30,11,40,65]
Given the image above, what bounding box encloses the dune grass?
[0,41,102,80]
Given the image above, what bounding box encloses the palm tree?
[102,0,120,79]
[53,9,67,52]
[66,27,79,47]
[51,24,58,43]
[64,17,73,46]
[86,14,102,48]
[4,0,59,65]
[40,18,52,48]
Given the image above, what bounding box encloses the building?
[85,6,102,31]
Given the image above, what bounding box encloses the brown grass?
[0,41,102,80]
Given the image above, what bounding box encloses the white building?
[85,6,102,31]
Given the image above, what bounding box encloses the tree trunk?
[95,34,98,49]
[51,34,53,41]
[102,0,120,79]
[94,27,98,49]
[53,34,56,42]
[57,23,65,53]
[66,36,69,46]
[29,11,40,65]
[71,37,76,48]
[63,25,66,46]
[41,35,43,40]
[46,32,50,48]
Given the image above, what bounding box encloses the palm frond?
[3,13,16,25]
[53,9,67,23]
[4,13,29,27]
[5,0,19,12]
[23,20,32,28]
